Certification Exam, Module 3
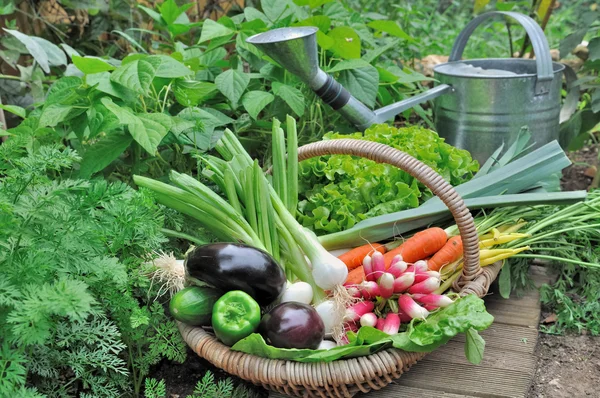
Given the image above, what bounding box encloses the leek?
[318,140,584,249]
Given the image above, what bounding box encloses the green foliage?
[0,138,185,396]
[558,8,600,156]
[144,377,166,398]
[297,124,479,234]
[143,371,261,398]
[499,191,600,335]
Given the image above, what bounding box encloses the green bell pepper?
[212,290,261,346]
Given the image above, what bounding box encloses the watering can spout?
[247,27,450,130]
[247,27,377,128]
[246,27,327,90]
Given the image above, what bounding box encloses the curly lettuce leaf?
[297,124,479,235]
[230,295,492,363]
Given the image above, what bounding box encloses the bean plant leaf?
[31,36,67,66]
[79,130,134,178]
[592,90,600,114]
[338,65,379,108]
[60,43,81,59]
[148,55,192,78]
[0,104,26,118]
[86,72,133,99]
[465,328,485,365]
[46,77,83,105]
[136,113,173,151]
[322,1,349,20]
[0,1,15,15]
[159,0,188,25]
[72,55,115,74]
[87,103,120,139]
[110,58,157,94]
[3,29,50,73]
[294,0,334,8]
[174,81,218,106]
[101,97,170,154]
[328,59,372,73]
[39,104,74,127]
[293,15,331,33]
[242,91,274,119]
[244,7,270,24]
[367,20,413,42]
[138,5,162,24]
[589,37,600,62]
[273,83,305,116]
[215,69,250,107]
[261,0,295,22]
[199,19,235,43]
[327,26,361,59]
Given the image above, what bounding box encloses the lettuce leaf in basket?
[297,124,479,235]
[230,295,494,363]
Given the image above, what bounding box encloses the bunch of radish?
[342,252,454,339]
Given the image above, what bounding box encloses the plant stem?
[160,228,207,246]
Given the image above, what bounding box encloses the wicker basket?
[178,139,502,397]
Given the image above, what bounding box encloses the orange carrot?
[344,266,366,285]
[338,243,387,270]
[428,236,463,271]
[383,227,448,268]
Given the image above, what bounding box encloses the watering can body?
[433,58,567,165]
[430,11,577,165]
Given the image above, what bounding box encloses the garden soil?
[151,146,600,398]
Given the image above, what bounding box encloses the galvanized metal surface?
[434,59,565,165]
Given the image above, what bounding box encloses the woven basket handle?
[297,139,482,292]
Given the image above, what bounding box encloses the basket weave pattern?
[179,139,502,397]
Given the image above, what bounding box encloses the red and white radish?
[412,293,454,308]
[371,251,386,281]
[382,313,400,335]
[360,312,378,328]
[377,272,394,299]
[345,301,375,322]
[408,277,440,294]
[393,272,415,293]
[363,255,375,282]
[387,256,407,278]
[398,295,429,320]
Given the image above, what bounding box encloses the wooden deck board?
[270,267,549,398]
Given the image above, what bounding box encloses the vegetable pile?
[297,124,479,234]
[140,116,501,364]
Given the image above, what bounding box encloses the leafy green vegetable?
[0,139,186,397]
[298,124,479,235]
[465,328,486,365]
[231,294,493,362]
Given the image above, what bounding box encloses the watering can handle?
[449,11,553,96]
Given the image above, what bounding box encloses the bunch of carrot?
[340,226,530,287]
[342,227,460,285]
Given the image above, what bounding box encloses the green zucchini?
[169,286,221,326]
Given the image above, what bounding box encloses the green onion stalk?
[136,118,331,305]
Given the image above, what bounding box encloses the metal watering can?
[247,11,577,165]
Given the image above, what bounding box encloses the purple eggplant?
[185,243,286,307]
[259,302,324,349]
